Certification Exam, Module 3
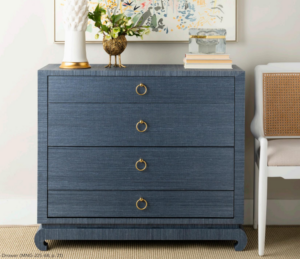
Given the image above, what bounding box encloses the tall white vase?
[60,0,91,69]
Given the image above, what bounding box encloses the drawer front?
[48,147,234,191]
[48,76,234,104]
[48,104,234,146]
[48,191,234,218]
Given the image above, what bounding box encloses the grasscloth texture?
[48,191,234,218]
[48,76,234,104]
[48,147,234,191]
[37,65,246,250]
[48,103,234,147]
[1,226,300,258]
[38,65,245,226]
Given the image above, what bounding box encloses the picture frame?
[54,0,237,43]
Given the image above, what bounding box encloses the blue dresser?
[35,64,247,251]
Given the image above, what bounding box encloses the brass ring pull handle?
[135,159,147,172]
[136,197,148,210]
[136,120,148,132]
[136,83,147,96]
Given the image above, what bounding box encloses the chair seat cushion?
[268,139,300,166]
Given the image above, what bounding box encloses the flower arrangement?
[88,5,150,41]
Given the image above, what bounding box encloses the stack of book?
[184,53,232,69]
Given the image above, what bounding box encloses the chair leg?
[253,161,259,229]
[253,138,259,229]
[258,138,268,256]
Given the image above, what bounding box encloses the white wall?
[1,0,300,224]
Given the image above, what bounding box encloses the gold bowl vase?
[103,35,127,68]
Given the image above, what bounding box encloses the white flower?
[106,21,112,28]
[140,28,150,39]
[111,27,120,38]
[105,34,112,40]
[126,20,133,26]
[127,30,134,36]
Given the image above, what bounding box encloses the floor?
[0,226,300,258]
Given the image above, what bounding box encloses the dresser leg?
[233,227,248,251]
[34,225,48,251]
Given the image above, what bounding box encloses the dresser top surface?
[39,64,244,77]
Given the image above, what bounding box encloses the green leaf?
[94,4,106,14]
[111,16,115,24]
[100,7,106,15]
[89,4,106,26]
[132,13,143,26]
[111,14,123,24]
[101,25,109,33]
[114,13,124,23]
[88,13,94,20]
[95,22,101,28]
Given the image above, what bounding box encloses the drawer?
[48,76,234,104]
[48,104,234,146]
[48,147,234,191]
[48,191,234,218]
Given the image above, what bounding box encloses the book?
[184,63,233,69]
[184,58,232,64]
[185,53,230,60]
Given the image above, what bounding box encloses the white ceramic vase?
[60,0,91,69]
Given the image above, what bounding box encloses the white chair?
[251,63,300,256]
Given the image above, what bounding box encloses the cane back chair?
[251,63,300,256]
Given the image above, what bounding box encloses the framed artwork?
[55,0,237,43]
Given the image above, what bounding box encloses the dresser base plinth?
[35,224,247,252]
